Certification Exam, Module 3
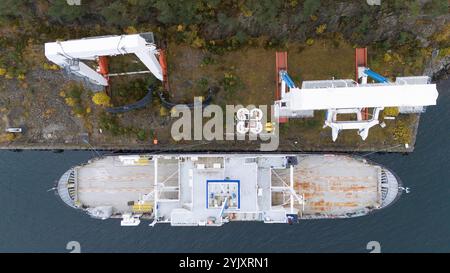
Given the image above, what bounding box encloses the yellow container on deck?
[132,202,153,213]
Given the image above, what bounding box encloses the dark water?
[0,80,449,253]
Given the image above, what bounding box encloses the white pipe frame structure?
[274,70,438,141]
[150,157,159,227]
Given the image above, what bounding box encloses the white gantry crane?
[274,50,439,141]
[44,33,165,87]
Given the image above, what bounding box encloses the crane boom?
[44,33,163,86]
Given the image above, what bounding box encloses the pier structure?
[274,49,438,141]
[42,35,439,147]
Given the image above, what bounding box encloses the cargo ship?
[56,154,402,226]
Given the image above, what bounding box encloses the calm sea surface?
[0,79,449,253]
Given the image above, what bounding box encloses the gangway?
[361,68,390,83]
[218,197,229,220]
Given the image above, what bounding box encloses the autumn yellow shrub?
[383,107,399,117]
[433,23,450,43]
[124,26,138,34]
[5,133,16,142]
[65,97,77,107]
[92,92,111,107]
[192,36,206,48]
[160,106,168,117]
[439,47,450,58]
[239,4,253,17]
[5,72,13,79]
[315,24,327,34]
[392,121,411,143]
[289,0,299,8]
[43,63,60,70]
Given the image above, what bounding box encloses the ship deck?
[71,154,383,224]
[273,155,381,217]
[76,157,155,213]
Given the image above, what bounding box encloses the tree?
[98,0,156,28]
[47,0,87,23]
[153,0,203,25]
[100,1,131,28]
[423,0,448,16]
[92,92,111,107]
[303,0,321,18]
[246,0,283,27]
[0,0,33,23]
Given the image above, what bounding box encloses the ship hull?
[56,153,402,226]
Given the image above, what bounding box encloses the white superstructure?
[275,70,438,141]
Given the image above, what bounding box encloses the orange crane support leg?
[98,56,109,76]
[158,49,169,91]
[355,48,368,120]
[97,56,110,94]
[275,52,288,123]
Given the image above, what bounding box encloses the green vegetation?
[357,15,370,36]
[303,0,321,18]
[221,72,244,99]
[47,1,87,23]
[423,0,449,16]
[392,119,412,144]
[197,78,209,90]
[386,0,447,16]
[99,112,152,142]
[0,36,29,80]
[99,112,122,136]
[60,83,90,117]
[433,23,450,47]
[201,56,217,66]
[0,1,445,44]
[109,77,154,106]
[0,0,445,78]
[137,129,147,141]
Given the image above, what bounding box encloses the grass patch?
[109,76,156,106]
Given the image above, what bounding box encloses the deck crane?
[44,33,167,89]
[274,49,439,141]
